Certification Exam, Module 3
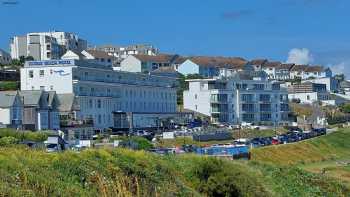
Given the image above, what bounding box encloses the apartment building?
[20,59,178,130]
[183,71,290,126]
[10,31,87,60]
[0,49,11,65]
[95,44,159,59]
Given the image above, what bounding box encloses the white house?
[61,49,114,67]
[302,66,332,79]
[288,82,331,104]
[120,54,182,73]
[177,56,247,78]
[303,77,339,92]
[177,59,200,76]
[0,91,23,128]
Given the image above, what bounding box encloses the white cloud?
[286,48,314,65]
[327,61,350,77]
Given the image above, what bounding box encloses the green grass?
[0,128,349,196]
[251,128,350,165]
[252,128,350,188]
[0,147,348,196]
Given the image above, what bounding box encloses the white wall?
[183,81,211,116]
[0,108,11,125]
[177,60,199,76]
[21,66,73,94]
[289,92,318,104]
[120,56,142,72]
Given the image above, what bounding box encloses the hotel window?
[50,85,53,90]
[89,99,93,108]
[29,70,34,78]
[195,94,197,99]
[39,70,44,77]
[98,115,101,124]
[40,86,45,91]
[97,100,101,108]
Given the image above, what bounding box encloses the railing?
[60,118,94,127]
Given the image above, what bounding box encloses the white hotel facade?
[20,59,177,130]
[183,71,290,126]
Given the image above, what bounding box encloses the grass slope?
[0,146,348,196]
[251,128,350,165]
[252,128,350,188]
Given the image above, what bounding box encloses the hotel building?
[20,59,178,130]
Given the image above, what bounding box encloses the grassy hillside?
[251,128,350,165]
[0,146,348,196]
[252,128,350,188]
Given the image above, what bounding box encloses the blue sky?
[1,0,349,76]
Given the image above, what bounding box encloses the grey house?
[17,91,60,131]
[0,91,23,128]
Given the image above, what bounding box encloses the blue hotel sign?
[28,60,74,66]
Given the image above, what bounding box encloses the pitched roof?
[152,66,178,73]
[290,64,308,71]
[57,94,79,112]
[85,49,113,59]
[304,65,325,72]
[248,59,268,65]
[62,49,86,59]
[189,56,247,69]
[18,90,43,106]
[276,63,295,70]
[47,91,57,107]
[262,61,282,68]
[133,54,177,63]
[0,91,17,108]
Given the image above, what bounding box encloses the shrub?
[0,136,19,146]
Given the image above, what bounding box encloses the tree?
[335,74,345,82]
[340,103,350,113]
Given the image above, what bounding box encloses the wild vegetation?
[0,81,19,91]
[0,146,348,197]
[0,128,350,196]
[252,128,350,188]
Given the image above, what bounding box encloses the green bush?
[111,136,154,150]
[0,137,18,146]
[0,128,51,142]
[0,81,19,91]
